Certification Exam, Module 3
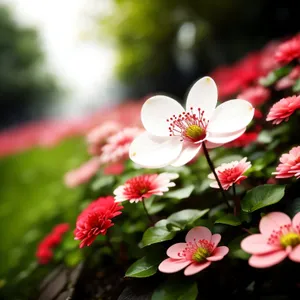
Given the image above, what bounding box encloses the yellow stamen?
[192,247,210,262]
[280,232,300,248]
[185,125,204,140]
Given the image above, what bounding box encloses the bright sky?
[3,0,118,118]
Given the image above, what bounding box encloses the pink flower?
[158,226,229,276]
[241,212,300,268]
[273,146,300,179]
[64,157,101,188]
[86,121,121,155]
[224,131,259,148]
[74,196,123,248]
[289,66,300,80]
[275,76,295,90]
[100,127,142,164]
[114,173,178,203]
[267,96,300,125]
[103,163,124,175]
[208,158,251,190]
[237,86,270,107]
[274,34,300,64]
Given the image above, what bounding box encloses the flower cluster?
[36,223,69,264]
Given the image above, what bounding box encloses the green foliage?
[228,235,251,260]
[215,213,241,226]
[165,185,194,200]
[152,279,198,300]
[259,66,292,86]
[241,184,286,213]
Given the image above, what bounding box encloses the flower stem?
[202,142,230,210]
[232,184,241,216]
[142,199,155,225]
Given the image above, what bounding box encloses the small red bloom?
[266,96,300,125]
[103,163,124,175]
[224,131,259,148]
[36,223,70,264]
[74,196,123,248]
[114,173,178,203]
[238,86,270,107]
[275,34,300,64]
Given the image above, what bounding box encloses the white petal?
[207,100,254,133]
[129,132,182,168]
[141,95,185,137]
[206,128,246,144]
[205,140,224,149]
[186,76,218,119]
[171,143,201,167]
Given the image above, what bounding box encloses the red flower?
[74,196,123,248]
[36,223,70,264]
[238,86,270,107]
[266,96,300,125]
[275,34,300,64]
[224,131,259,148]
[103,163,124,175]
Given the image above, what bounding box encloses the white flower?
[129,76,254,168]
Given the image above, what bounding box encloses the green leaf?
[141,225,176,248]
[91,175,114,191]
[152,279,198,300]
[167,209,209,229]
[145,197,166,215]
[293,78,300,92]
[165,185,194,200]
[228,235,251,260]
[286,197,300,217]
[241,184,285,212]
[215,214,241,226]
[125,254,161,278]
[259,66,292,86]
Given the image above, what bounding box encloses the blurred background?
[0,0,299,129]
[0,0,299,298]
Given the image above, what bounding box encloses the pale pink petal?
[184,261,211,276]
[249,250,288,268]
[205,140,224,149]
[292,212,300,229]
[207,127,246,144]
[186,76,218,120]
[129,132,182,168]
[207,246,229,261]
[289,244,300,262]
[158,258,191,273]
[166,243,187,259]
[211,234,221,247]
[241,234,278,254]
[207,100,254,134]
[171,143,201,167]
[186,226,212,243]
[141,96,184,137]
[259,212,292,237]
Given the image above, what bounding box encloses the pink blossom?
[237,86,270,107]
[103,163,124,175]
[274,34,300,64]
[86,121,121,155]
[273,146,300,179]
[208,158,251,190]
[158,226,229,276]
[241,212,300,268]
[64,157,101,188]
[289,66,300,80]
[275,76,295,90]
[100,127,142,164]
[114,173,178,203]
[266,96,300,125]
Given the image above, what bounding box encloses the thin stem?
[202,142,230,210]
[241,227,253,235]
[232,184,241,216]
[142,199,155,225]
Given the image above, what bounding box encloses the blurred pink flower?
[238,86,270,106]
[100,127,142,164]
[114,173,178,203]
[64,157,101,188]
[74,196,123,248]
[158,226,229,276]
[266,96,300,125]
[273,146,300,179]
[275,76,295,90]
[241,212,300,268]
[208,157,251,190]
[86,121,121,155]
[274,34,300,64]
[103,163,124,175]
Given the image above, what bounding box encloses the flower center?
[192,247,210,262]
[167,107,208,143]
[280,232,300,248]
[139,188,148,195]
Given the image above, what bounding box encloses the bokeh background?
[0,0,299,297]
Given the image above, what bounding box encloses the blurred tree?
[0,5,59,128]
